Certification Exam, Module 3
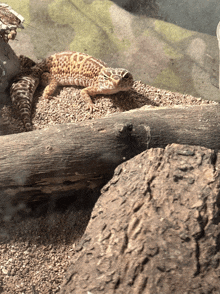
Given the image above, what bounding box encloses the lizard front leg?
[81,87,100,113]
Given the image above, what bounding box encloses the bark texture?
[60,143,220,294]
[0,114,150,207]
[1,104,220,188]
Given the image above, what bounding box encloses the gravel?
[1,80,217,134]
[0,203,92,294]
[0,80,218,293]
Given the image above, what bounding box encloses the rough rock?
[60,143,220,294]
[0,38,20,97]
[0,2,24,102]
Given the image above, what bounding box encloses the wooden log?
[0,104,220,201]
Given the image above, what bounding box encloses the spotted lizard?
[10,51,134,131]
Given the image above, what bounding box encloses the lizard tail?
[10,75,39,131]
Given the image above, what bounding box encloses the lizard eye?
[103,74,109,80]
[123,72,131,79]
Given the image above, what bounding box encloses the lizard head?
[98,67,133,94]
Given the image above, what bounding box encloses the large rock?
[0,38,20,105]
[60,143,220,293]
[0,3,24,105]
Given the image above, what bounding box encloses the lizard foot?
[86,102,99,114]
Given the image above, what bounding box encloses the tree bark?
[0,104,220,201]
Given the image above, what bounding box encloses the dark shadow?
[93,87,159,114]
[0,186,104,246]
[112,0,220,36]
[112,0,160,16]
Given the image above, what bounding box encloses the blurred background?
[3,0,220,101]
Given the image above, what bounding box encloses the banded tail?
[10,75,39,131]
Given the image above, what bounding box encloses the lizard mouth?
[117,73,134,90]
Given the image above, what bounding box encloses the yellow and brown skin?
[40,51,134,112]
